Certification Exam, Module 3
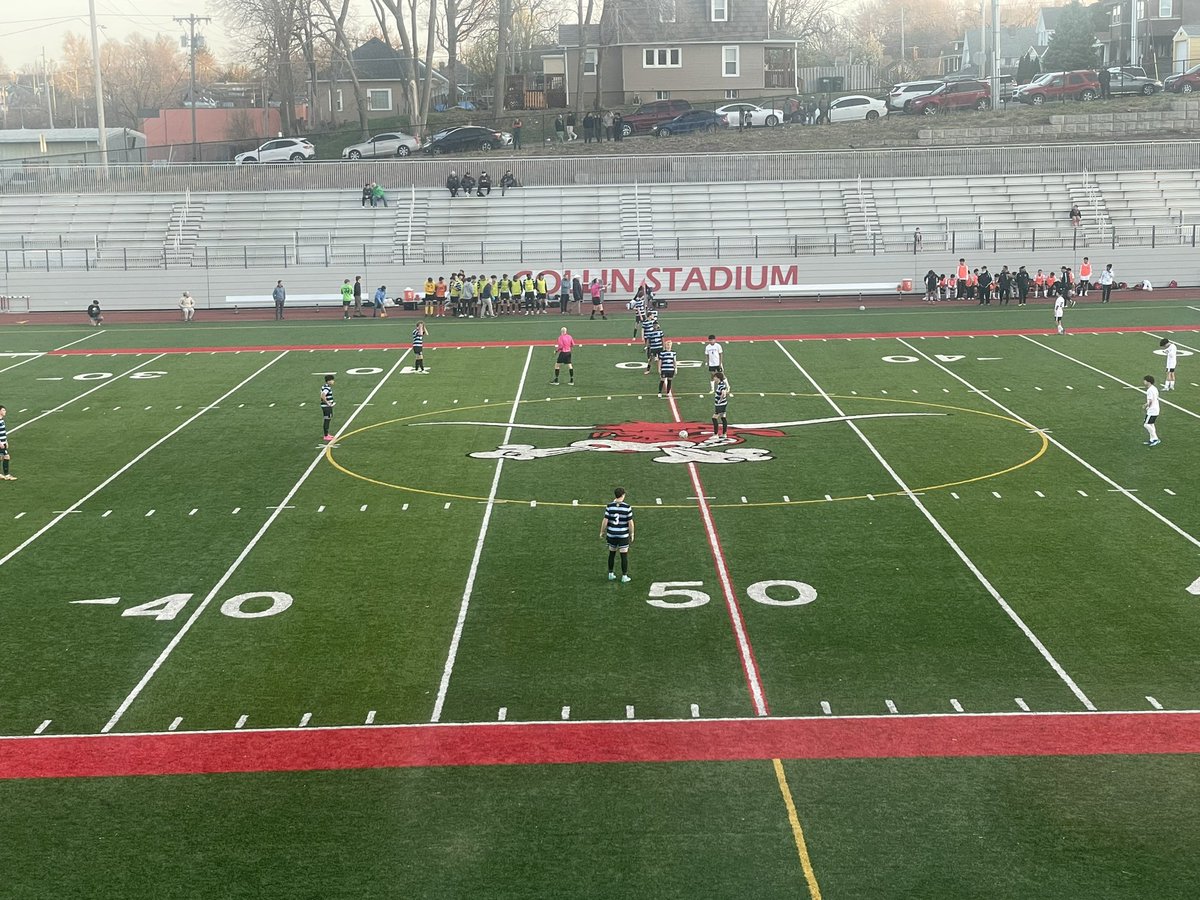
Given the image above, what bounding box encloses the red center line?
[665,392,769,716]
[45,324,1200,357]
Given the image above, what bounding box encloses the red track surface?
[45,323,1200,356]
[2,712,1198,780]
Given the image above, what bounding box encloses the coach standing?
[273,280,286,320]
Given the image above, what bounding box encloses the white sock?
[1146,423,1159,441]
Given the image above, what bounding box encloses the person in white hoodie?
[179,291,195,323]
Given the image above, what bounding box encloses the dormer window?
[711,0,728,22]
[660,0,676,23]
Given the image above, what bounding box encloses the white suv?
[887,80,944,111]
[234,138,316,164]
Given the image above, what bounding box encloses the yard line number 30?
[647,580,816,609]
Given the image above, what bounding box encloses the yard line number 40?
[70,592,293,620]
[647,580,816,609]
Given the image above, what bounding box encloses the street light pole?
[175,13,211,163]
[87,0,108,171]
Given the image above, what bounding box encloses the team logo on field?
[413,413,944,464]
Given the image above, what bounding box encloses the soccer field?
[3,300,1200,898]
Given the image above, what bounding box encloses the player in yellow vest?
[424,277,437,316]
[535,275,549,314]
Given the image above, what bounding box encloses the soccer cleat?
[621,575,632,583]
[607,572,616,581]
[323,434,335,442]
[1149,439,1161,446]
[1,474,14,480]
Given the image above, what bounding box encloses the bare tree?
[374,0,440,138]
[493,0,511,115]
[439,0,496,106]
[212,0,306,135]
[573,0,595,116]
[313,0,371,139]
[768,0,835,52]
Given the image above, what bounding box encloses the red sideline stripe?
[3,712,1200,780]
[46,324,1200,357]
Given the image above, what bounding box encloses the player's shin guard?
[711,417,718,435]
[620,553,628,575]
[1,459,8,476]
[608,550,616,573]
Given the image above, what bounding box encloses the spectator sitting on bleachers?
[477,172,491,197]
[446,171,460,197]
[500,169,517,196]
[461,172,476,197]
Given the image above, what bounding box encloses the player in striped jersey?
[657,340,677,396]
[320,376,336,442]
[630,289,646,337]
[712,369,731,437]
[412,321,428,372]
[601,486,635,582]
[0,405,13,480]
[643,321,665,375]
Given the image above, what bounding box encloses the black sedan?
[651,110,727,137]
[422,125,513,154]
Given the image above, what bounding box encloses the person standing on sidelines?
[340,279,353,319]
[657,339,677,396]
[558,272,570,314]
[704,335,724,392]
[0,405,14,480]
[353,275,365,317]
[272,280,286,320]
[551,326,575,385]
[1099,264,1115,303]
[179,291,195,323]
[588,278,606,319]
[1160,338,1179,391]
[320,375,336,442]
[373,284,388,318]
[412,321,428,372]
[1053,293,1066,335]
[712,368,732,438]
[1143,375,1162,446]
[1077,258,1092,298]
[601,487,634,582]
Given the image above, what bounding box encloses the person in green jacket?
[340,279,353,319]
[371,183,387,207]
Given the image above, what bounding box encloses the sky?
[0,1,233,74]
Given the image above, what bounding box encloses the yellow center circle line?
[325,392,1049,509]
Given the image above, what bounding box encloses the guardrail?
[2,224,1195,272]
[3,140,1200,194]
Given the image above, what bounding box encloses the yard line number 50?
[647,580,816,609]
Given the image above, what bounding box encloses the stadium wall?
[3,247,1197,313]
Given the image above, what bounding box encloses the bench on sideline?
[225,293,417,310]
[768,282,911,303]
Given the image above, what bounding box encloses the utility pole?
[900,7,905,64]
[175,13,212,163]
[88,0,108,171]
[991,0,1001,110]
[42,49,54,127]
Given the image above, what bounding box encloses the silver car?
[1105,66,1163,96]
[341,132,421,159]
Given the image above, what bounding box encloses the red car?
[909,79,991,115]
[1165,63,1200,93]
[1012,70,1100,104]
[620,100,692,137]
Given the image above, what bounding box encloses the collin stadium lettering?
[412,414,944,465]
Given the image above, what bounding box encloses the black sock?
[712,418,718,434]
[620,554,628,575]
[2,459,8,475]
[552,371,558,382]
[608,550,616,573]
[568,367,573,382]
[658,379,665,393]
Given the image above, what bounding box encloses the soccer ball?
[679,430,689,439]
[859,305,866,311]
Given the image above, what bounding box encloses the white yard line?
[1021,335,1200,422]
[0,352,290,570]
[0,331,108,375]
[11,354,167,433]
[430,346,534,723]
[898,338,1200,553]
[101,350,410,733]
[775,339,1096,711]
[665,392,769,717]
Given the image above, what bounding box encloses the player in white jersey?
[1053,295,1066,334]
[1159,338,1178,391]
[704,335,724,392]
[1143,375,1161,446]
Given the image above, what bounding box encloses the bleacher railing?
[3,141,1200,194]
[2,224,1195,272]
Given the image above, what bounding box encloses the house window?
[368,89,392,111]
[1136,0,1145,19]
[1159,0,1171,16]
[725,89,740,99]
[643,48,682,68]
[722,46,740,76]
[655,90,672,100]
[334,89,343,112]
[1111,4,1121,23]
[712,0,728,22]
[584,49,598,75]
[659,0,676,23]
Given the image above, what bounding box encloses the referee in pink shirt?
[551,326,576,385]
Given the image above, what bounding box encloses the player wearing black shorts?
[412,322,428,372]
[657,341,677,396]
[0,405,14,480]
[320,375,336,441]
[712,368,731,437]
[644,321,664,376]
[601,487,634,582]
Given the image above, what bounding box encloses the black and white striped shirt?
[714,379,730,406]
[0,415,7,445]
[658,349,677,373]
[647,328,664,351]
[320,384,334,407]
[604,501,633,539]
[412,327,425,349]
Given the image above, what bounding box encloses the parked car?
[825,95,888,123]
[1011,70,1100,104]
[234,138,315,164]
[341,131,421,159]
[1105,66,1163,96]
[620,99,692,137]
[421,125,511,154]
[909,79,991,115]
[713,102,785,126]
[652,109,727,136]
[887,80,944,111]
[1164,62,1200,93]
